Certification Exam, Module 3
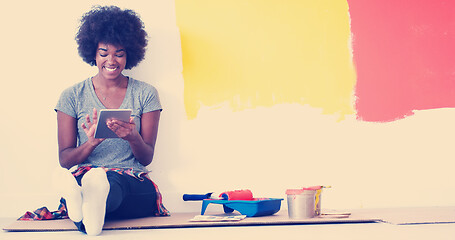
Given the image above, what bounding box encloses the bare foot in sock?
[81,168,110,236]
[52,167,83,222]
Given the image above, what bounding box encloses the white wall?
[1,0,454,218]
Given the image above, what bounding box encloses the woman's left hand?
[106,117,139,141]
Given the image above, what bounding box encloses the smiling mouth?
[104,66,118,72]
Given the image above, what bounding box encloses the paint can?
[286,189,316,219]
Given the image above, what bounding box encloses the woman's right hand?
[57,108,104,169]
[81,108,105,146]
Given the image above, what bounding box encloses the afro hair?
[75,5,148,69]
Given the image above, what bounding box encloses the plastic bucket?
[286,189,316,219]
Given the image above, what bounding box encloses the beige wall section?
[0,0,454,217]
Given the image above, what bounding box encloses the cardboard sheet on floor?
[5,207,455,232]
[355,206,455,225]
[3,211,378,232]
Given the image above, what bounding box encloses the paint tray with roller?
[183,190,283,217]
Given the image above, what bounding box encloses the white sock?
[52,167,83,222]
[81,168,110,236]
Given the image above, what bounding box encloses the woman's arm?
[57,109,103,169]
[107,110,160,166]
[134,110,161,166]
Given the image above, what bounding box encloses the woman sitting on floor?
[54,5,169,236]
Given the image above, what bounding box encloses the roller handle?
[183,193,212,201]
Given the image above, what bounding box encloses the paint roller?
[219,189,254,200]
[183,189,254,201]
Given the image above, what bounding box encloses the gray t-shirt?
[55,77,162,172]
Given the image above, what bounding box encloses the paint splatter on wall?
[176,0,355,120]
[349,0,455,122]
[176,0,455,122]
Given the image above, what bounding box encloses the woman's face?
[95,42,127,81]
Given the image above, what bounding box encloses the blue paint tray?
[201,198,283,217]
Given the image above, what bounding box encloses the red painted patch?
[348,0,455,122]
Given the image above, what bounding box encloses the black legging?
[75,170,158,220]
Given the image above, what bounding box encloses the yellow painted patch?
[176,0,356,119]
